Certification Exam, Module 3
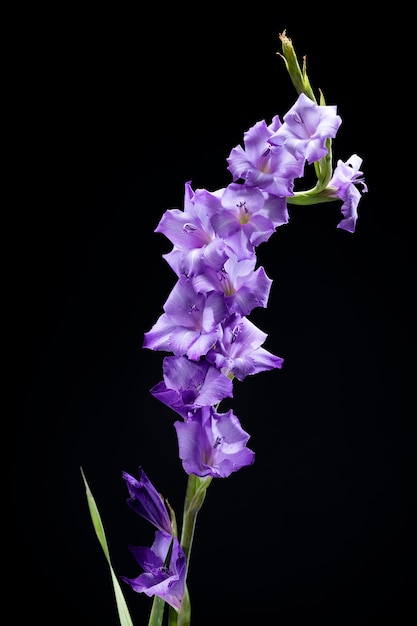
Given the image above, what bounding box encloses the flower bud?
[278,30,316,103]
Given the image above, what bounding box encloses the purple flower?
[227,116,302,196]
[209,182,289,259]
[156,181,228,277]
[174,406,255,478]
[150,355,233,419]
[122,467,172,534]
[269,92,342,164]
[327,154,368,233]
[191,254,273,318]
[121,531,186,611]
[206,313,284,380]
[143,275,228,360]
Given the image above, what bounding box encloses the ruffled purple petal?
[174,407,255,478]
[151,356,233,416]
[121,532,186,611]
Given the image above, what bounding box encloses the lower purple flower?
[122,467,172,534]
[121,531,186,612]
[174,406,255,478]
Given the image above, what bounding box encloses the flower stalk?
[84,30,368,626]
[169,474,213,626]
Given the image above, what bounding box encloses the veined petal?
[206,314,283,380]
[174,407,255,478]
[185,328,222,361]
[151,355,233,416]
[143,314,176,352]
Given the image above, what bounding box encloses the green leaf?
[80,467,135,626]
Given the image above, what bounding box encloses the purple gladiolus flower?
[191,254,273,318]
[143,275,228,360]
[121,531,186,611]
[206,313,284,381]
[327,154,368,233]
[174,406,255,478]
[208,182,289,259]
[227,116,303,196]
[122,467,172,534]
[150,355,233,419]
[156,181,228,277]
[269,92,342,164]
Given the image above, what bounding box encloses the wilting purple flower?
[150,355,233,419]
[174,406,255,478]
[143,275,228,360]
[122,467,172,534]
[227,116,303,196]
[121,531,186,611]
[191,254,273,318]
[206,313,284,380]
[156,181,228,277]
[208,182,288,259]
[269,92,342,164]
[327,154,368,233]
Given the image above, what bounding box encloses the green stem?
[287,186,339,206]
[180,474,212,560]
[172,473,212,626]
[168,604,179,626]
[148,596,166,626]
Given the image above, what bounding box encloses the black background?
[9,6,415,626]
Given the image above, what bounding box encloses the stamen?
[183,223,197,234]
[236,200,249,214]
[217,267,228,281]
[230,324,242,343]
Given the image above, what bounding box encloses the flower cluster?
[84,32,367,626]
[120,468,186,612]
[140,91,366,483]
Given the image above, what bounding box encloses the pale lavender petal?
[337,183,361,233]
[226,266,272,316]
[163,278,206,327]
[142,313,177,352]
[195,363,233,406]
[202,291,228,330]
[227,143,252,182]
[155,209,210,249]
[262,193,289,228]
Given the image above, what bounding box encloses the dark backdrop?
[9,7,415,626]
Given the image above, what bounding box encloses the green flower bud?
[278,30,317,103]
